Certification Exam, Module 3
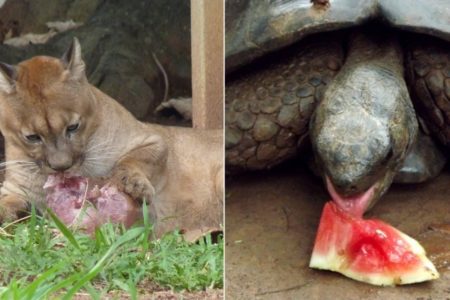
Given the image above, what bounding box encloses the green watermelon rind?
[309,204,439,286]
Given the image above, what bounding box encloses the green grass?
[0,204,223,299]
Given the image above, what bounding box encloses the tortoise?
[225,0,449,213]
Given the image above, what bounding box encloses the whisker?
[84,159,109,165]
[0,162,39,167]
[86,145,123,156]
[86,143,123,153]
[85,128,120,152]
[6,173,38,184]
[84,155,119,162]
[85,152,122,163]
[83,162,113,171]
[0,161,37,168]
[84,155,116,162]
[86,149,122,155]
[81,167,93,178]
[83,159,114,168]
[5,167,40,177]
[0,166,40,174]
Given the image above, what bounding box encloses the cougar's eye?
[25,134,41,143]
[67,123,80,133]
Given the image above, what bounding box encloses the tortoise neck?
[346,31,404,76]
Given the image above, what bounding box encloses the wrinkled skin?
[225,0,450,213]
[225,28,448,213]
[310,31,418,213]
[405,35,450,148]
[226,33,344,171]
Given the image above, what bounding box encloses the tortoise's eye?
[25,134,42,143]
[66,123,80,134]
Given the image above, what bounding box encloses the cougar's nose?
[48,152,73,172]
[50,163,71,172]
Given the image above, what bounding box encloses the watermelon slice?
[309,201,439,285]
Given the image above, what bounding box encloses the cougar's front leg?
[0,153,45,223]
[111,134,168,204]
[0,193,29,223]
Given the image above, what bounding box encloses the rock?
[0,0,192,124]
[99,74,154,120]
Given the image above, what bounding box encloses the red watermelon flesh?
[309,201,439,285]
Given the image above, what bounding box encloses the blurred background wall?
[0,0,192,125]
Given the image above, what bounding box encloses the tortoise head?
[311,107,400,216]
[311,102,417,216]
[310,46,418,216]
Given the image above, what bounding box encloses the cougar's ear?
[61,37,86,80]
[0,62,17,94]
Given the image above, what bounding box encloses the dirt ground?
[225,161,450,300]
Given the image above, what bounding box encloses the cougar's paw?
[112,167,155,204]
[0,194,29,224]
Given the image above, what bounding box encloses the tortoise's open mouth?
[325,176,375,218]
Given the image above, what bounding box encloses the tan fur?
[0,39,223,237]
